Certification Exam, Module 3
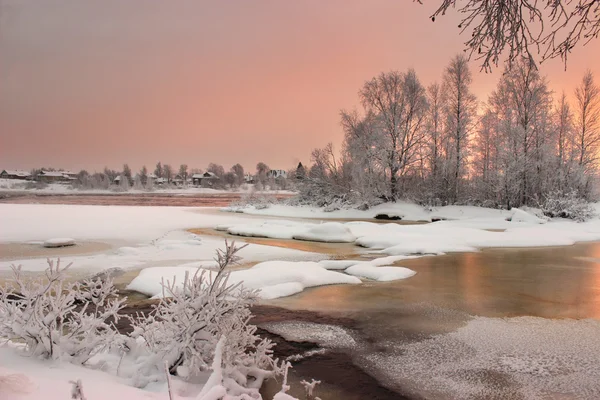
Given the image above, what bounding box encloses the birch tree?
[359,70,428,199]
[574,70,600,172]
[441,54,477,203]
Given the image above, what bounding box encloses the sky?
[1,0,600,173]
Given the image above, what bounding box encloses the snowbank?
[221,216,600,258]
[43,238,76,248]
[127,261,362,299]
[507,208,547,224]
[292,222,356,243]
[345,264,416,281]
[223,202,513,222]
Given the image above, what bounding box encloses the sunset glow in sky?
[1,0,600,172]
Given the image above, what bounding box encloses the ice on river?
[363,316,600,399]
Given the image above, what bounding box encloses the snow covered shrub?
[129,241,283,396]
[0,259,125,363]
[541,190,596,222]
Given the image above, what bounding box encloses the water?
[264,242,600,399]
[272,243,600,320]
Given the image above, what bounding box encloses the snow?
[223,202,512,222]
[507,208,548,224]
[127,261,362,300]
[43,237,76,248]
[0,345,165,400]
[292,222,356,243]
[345,264,416,281]
[223,220,356,243]
[219,211,600,258]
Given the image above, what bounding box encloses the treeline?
[70,161,291,191]
[300,56,600,210]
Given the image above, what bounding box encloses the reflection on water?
[270,242,600,320]
[188,228,361,256]
[266,242,600,399]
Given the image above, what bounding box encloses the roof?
[192,172,217,179]
[2,170,31,177]
[39,171,66,177]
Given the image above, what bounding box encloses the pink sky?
[1,0,599,173]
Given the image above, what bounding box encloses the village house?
[244,173,255,184]
[37,170,69,183]
[192,172,218,187]
[0,170,32,180]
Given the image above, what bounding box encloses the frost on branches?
[541,190,596,222]
[0,258,125,363]
[129,241,284,397]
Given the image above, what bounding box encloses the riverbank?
[2,201,600,398]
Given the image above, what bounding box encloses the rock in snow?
[42,238,76,248]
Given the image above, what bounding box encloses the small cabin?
[192,172,218,187]
[0,170,31,180]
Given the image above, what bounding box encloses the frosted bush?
[129,241,283,396]
[0,259,125,363]
[541,190,596,222]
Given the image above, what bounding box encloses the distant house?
[244,173,255,184]
[192,172,218,187]
[0,170,31,180]
[267,169,287,179]
[62,170,78,180]
[154,177,166,185]
[38,170,68,183]
[172,174,185,186]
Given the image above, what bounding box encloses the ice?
[261,321,357,349]
[363,316,600,399]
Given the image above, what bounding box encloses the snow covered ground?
[3,201,600,399]
[0,205,324,278]
[219,204,600,257]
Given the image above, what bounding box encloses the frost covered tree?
[154,162,163,178]
[207,163,225,179]
[574,71,600,172]
[441,54,477,203]
[422,0,600,70]
[118,174,130,191]
[129,241,283,395]
[163,164,173,184]
[0,259,125,363]
[139,165,148,186]
[231,164,245,186]
[122,164,132,184]
[483,57,553,206]
[359,70,428,199]
[178,164,189,185]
